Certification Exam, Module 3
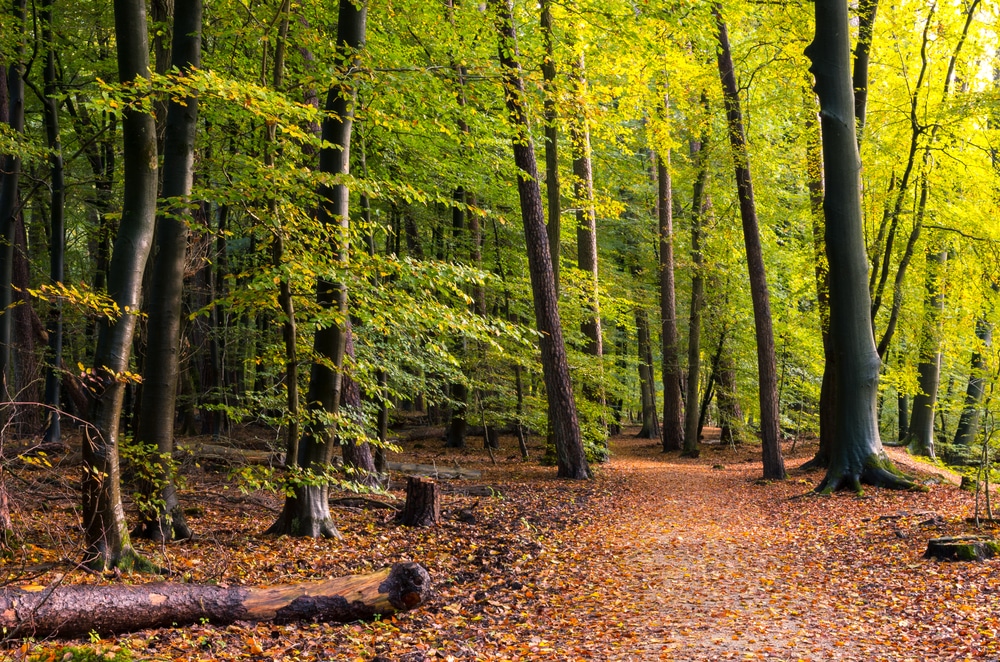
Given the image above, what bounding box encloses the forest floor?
[3,425,999,661]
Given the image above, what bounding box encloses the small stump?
[925,535,1000,561]
[401,476,440,527]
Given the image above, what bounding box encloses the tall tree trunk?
[953,315,993,447]
[133,0,202,542]
[540,0,560,289]
[0,0,26,407]
[268,0,367,536]
[657,145,684,453]
[572,54,602,360]
[683,137,708,458]
[717,343,743,446]
[635,308,658,439]
[905,248,947,460]
[715,6,785,479]
[340,320,377,486]
[82,0,161,570]
[806,0,913,492]
[852,0,879,142]
[39,0,65,443]
[493,0,588,479]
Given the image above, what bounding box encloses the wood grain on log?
[0,563,431,637]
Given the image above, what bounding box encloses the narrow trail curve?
[579,434,993,662]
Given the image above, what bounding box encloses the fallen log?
[925,536,1000,561]
[0,562,431,638]
[386,462,481,480]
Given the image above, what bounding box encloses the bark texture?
[494,0,588,480]
[806,0,913,492]
[715,6,785,480]
[401,476,441,527]
[953,315,992,447]
[0,563,431,637]
[905,249,946,460]
[657,148,684,453]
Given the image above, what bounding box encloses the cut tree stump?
[401,476,440,527]
[0,562,431,637]
[924,536,1000,561]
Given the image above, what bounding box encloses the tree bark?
[401,477,441,527]
[493,0,588,480]
[683,137,708,458]
[540,0,561,290]
[905,248,947,460]
[133,0,202,543]
[81,0,161,571]
[0,563,431,638]
[635,308,659,439]
[340,320,378,486]
[0,0,26,407]
[268,0,366,536]
[657,146,684,453]
[715,6,785,479]
[953,315,993,447]
[806,0,914,492]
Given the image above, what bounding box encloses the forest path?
[594,435,992,661]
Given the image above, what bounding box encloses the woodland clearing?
[1,427,995,662]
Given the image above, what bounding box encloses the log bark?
[0,563,431,637]
[401,476,441,527]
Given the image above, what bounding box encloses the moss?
[29,646,133,662]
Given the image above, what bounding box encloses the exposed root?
[815,454,925,495]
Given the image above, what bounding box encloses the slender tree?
[540,0,561,289]
[714,5,785,479]
[268,0,368,536]
[682,137,708,458]
[806,0,914,492]
[133,0,202,542]
[904,247,947,459]
[82,0,161,570]
[656,145,684,453]
[493,0,588,479]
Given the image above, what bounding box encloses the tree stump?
[401,476,440,526]
[925,535,1000,561]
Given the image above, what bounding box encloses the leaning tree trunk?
[268,0,367,537]
[133,0,201,543]
[657,145,684,453]
[905,247,947,460]
[954,314,993,448]
[0,563,431,638]
[81,0,161,571]
[493,0,588,480]
[715,5,785,480]
[540,0,561,290]
[806,0,914,492]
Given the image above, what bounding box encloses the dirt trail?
[589,436,995,661]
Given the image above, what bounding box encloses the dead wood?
[0,562,431,637]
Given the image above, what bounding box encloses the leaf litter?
[2,428,997,661]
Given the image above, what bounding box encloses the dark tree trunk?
[446,187,468,449]
[268,0,366,536]
[898,391,910,443]
[82,0,161,570]
[340,320,377,486]
[905,248,947,460]
[635,309,659,439]
[683,137,708,459]
[540,0,560,290]
[0,563,431,638]
[12,213,40,434]
[852,0,879,142]
[715,6,785,480]
[133,0,201,543]
[717,346,743,446]
[954,316,993,447]
[806,0,914,492]
[493,0,588,480]
[39,0,65,443]
[657,146,684,453]
[0,0,26,406]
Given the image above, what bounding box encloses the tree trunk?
[268,0,366,536]
[953,315,993,447]
[657,145,684,453]
[905,248,947,460]
[0,0,26,407]
[493,0,588,480]
[340,320,378,486]
[635,308,658,439]
[0,563,431,638]
[852,0,879,142]
[683,137,708,459]
[715,6,785,480]
[717,345,743,446]
[806,0,913,492]
[540,0,560,290]
[133,0,201,543]
[81,0,161,571]
[401,477,440,527]
[38,0,65,443]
